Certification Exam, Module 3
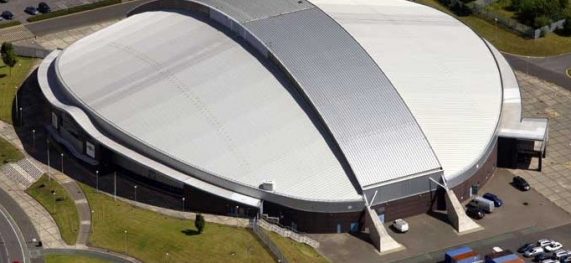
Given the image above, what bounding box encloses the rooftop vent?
[259,181,275,192]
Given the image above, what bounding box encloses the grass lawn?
[81,183,276,263]
[0,136,24,164]
[45,254,111,263]
[26,175,79,245]
[415,0,571,56]
[0,57,36,124]
[266,230,329,263]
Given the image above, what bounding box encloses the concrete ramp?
[364,208,404,253]
[445,189,482,234]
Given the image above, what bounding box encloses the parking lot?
[312,168,571,263]
[0,0,99,23]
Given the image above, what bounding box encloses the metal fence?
[251,218,288,263]
[257,217,320,248]
[413,0,566,39]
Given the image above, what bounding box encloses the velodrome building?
[37,0,548,233]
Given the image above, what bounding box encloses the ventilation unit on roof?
[259,181,275,192]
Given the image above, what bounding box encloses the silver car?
[524,246,544,257]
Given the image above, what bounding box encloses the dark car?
[0,0,8,3]
[25,6,38,15]
[1,10,13,20]
[38,2,51,13]
[513,176,531,191]
[534,252,549,262]
[483,192,503,207]
[518,243,535,253]
[466,205,485,219]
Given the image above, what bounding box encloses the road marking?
[0,231,11,263]
[0,205,28,263]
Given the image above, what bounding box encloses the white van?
[392,219,409,233]
[470,196,495,213]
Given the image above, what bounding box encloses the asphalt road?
[504,53,571,91]
[24,0,150,36]
[393,223,571,263]
[0,186,41,263]
[0,205,26,263]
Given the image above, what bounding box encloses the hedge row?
[0,21,21,29]
[27,0,121,22]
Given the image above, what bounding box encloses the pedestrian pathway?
[510,71,571,215]
[0,121,92,249]
[0,25,35,43]
[0,171,65,248]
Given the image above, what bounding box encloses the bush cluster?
[511,0,568,27]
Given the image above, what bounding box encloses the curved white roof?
[312,0,503,181]
[56,11,360,202]
[45,0,505,209]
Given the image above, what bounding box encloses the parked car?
[24,6,38,15]
[392,219,409,233]
[0,0,8,3]
[524,246,544,257]
[551,249,571,260]
[466,205,485,219]
[470,196,495,213]
[1,10,13,20]
[482,192,503,207]
[513,176,530,191]
[538,239,555,247]
[518,243,535,253]
[534,252,550,262]
[544,241,563,252]
[539,259,558,263]
[38,2,50,13]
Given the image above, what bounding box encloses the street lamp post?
[124,230,128,253]
[134,185,138,202]
[235,205,239,217]
[182,197,185,212]
[60,153,64,174]
[91,210,95,234]
[96,170,99,193]
[52,191,56,213]
[32,129,36,150]
[47,140,51,181]
[19,107,22,126]
[14,87,18,124]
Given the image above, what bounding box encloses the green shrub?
[195,214,205,234]
[534,15,552,27]
[27,0,121,22]
[0,21,21,29]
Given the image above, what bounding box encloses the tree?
[1,42,17,77]
[512,0,564,27]
[195,214,205,234]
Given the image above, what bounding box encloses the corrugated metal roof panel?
[245,8,441,188]
[311,0,502,182]
[56,11,360,202]
[197,0,313,23]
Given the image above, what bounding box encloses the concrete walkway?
[0,170,65,249]
[0,121,92,248]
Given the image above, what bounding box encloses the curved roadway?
[0,204,28,263]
